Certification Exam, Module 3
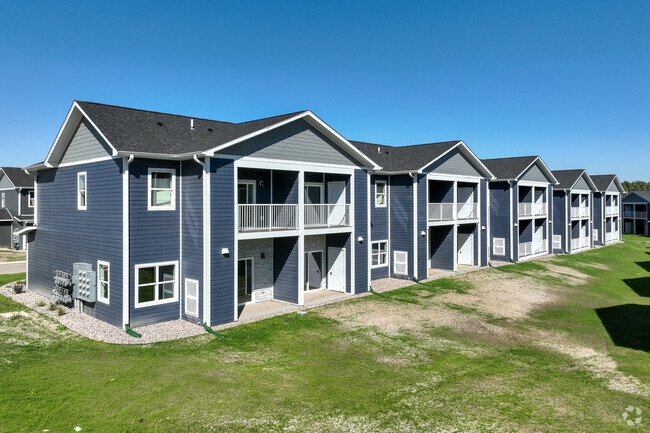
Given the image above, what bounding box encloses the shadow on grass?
[595,304,650,352]
[635,261,650,272]
[623,277,650,297]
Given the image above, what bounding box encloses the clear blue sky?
[0,0,648,180]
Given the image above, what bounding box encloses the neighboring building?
[0,167,35,249]
[550,170,597,254]
[354,140,494,280]
[622,191,650,236]
[481,156,558,262]
[590,175,624,245]
[25,101,380,328]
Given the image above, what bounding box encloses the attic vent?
[157,121,163,126]
[191,119,195,130]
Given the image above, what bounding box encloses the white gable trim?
[515,157,559,184]
[45,101,119,167]
[569,170,597,191]
[417,141,495,180]
[203,111,381,170]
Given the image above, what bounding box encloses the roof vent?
[157,121,163,126]
[377,147,381,153]
[191,119,195,130]
[207,127,213,132]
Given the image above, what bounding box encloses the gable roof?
[551,169,597,191]
[41,101,380,169]
[481,156,558,183]
[590,174,625,193]
[0,209,12,221]
[0,167,34,188]
[624,191,650,202]
[352,140,493,178]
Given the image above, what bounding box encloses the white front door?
[327,247,346,292]
[327,181,346,226]
[457,233,474,266]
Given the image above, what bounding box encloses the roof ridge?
[234,110,308,126]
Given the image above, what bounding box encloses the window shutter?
[492,238,505,256]
[394,251,408,275]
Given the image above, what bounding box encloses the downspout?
[123,155,134,332]
[192,155,210,327]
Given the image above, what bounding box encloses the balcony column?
[452,181,458,220]
[297,170,305,305]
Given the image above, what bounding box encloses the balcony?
[238,204,351,232]
[605,231,619,242]
[570,206,590,218]
[519,240,547,258]
[605,206,618,217]
[518,202,547,217]
[571,237,590,250]
[428,203,478,222]
[623,210,646,219]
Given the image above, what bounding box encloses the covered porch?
[427,222,479,273]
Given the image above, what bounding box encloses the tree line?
[622,180,650,191]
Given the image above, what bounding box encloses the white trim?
[477,181,482,265]
[304,182,324,204]
[453,224,458,271]
[350,172,356,294]
[233,159,239,320]
[509,183,513,260]
[147,168,176,211]
[179,161,183,319]
[413,174,418,279]
[493,238,506,256]
[417,141,494,179]
[374,180,387,207]
[50,155,116,168]
[97,260,110,305]
[28,190,35,208]
[203,158,211,325]
[366,172,371,290]
[77,172,87,210]
[515,157,559,185]
[184,278,200,317]
[370,240,389,268]
[518,180,552,188]
[427,173,481,182]
[393,250,408,275]
[234,156,357,174]
[297,170,305,305]
[122,156,132,328]
[17,188,21,216]
[1,192,4,208]
[134,260,179,308]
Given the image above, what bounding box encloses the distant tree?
[622,180,650,192]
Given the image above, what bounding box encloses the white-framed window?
[237,180,256,204]
[492,238,505,256]
[77,172,87,210]
[97,260,110,304]
[375,180,387,207]
[184,278,199,317]
[135,261,178,308]
[148,168,176,210]
[28,190,35,208]
[371,240,388,268]
[1,193,4,208]
[552,235,562,250]
[394,251,408,275]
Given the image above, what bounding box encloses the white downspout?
[122,154,134,329]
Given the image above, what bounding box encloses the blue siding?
[430,225,454,270]
[480,179,488,266]
[210,158,236,325]
[512,184,518,260]
[129,159,181,327]
[239,168,271,204]
[416,173,427,278]
[181,160,203,323]
[370,175,389,280]
[273,236,299,302]
[488,182,510,260]
[593,192,603,244]
[354,170,369,293]
[552,191,566,252]
[28,159,123,327]
[389,175,413,279]
[272,171,298,204]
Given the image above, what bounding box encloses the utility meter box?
[72,262,96,303]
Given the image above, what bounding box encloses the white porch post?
[298,170,305,305]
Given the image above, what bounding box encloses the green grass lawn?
[0,239,648,432]
[0,273,27,313]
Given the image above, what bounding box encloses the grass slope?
[0,240,648,432]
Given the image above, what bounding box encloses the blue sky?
[0,0,648,180]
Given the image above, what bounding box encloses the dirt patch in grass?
[538,262,591,281]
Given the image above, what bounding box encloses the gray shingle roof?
[481,156,539,181]
[589,174,617,191]
[0,167,34,188]
[551,169,588,190]
[625,191,650,202]
[351,140,461,172]
[0,209,12,221]
[76,101,307,155]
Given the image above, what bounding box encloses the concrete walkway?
[0,261,26,275]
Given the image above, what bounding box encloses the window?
[148,169,175,210]
[394,251,408,275]
[97,261,110,304]
[135,261,178,308]
[492,238,505,256]
[184,278,199,317]
[77,172,87,210]
[28,191,35,208]
[371,241,388,268]
[1,193,4,208]
[375,180,386,207]
[237,181,256,204]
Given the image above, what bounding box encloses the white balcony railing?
[519,240,547,258]
[606,231,619,242]
[571,206,590,218]
[518,202,547,217]
[571,237,590,250]
[304,204,350,228]
[456,203,478,220]
[605,206,618,216]
[428,203,455,221]
[623,210,647,219]
[239,204,298,232]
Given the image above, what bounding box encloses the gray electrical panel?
[72,262,96,303]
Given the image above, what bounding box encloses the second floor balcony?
[238,203,350,232]
[605,206,618,216]
[623,209,647,219]
[518,202,547,217]
[571,206,590,219]
[428,202,478,222]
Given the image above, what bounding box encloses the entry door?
[457,187,474,219]
[624,220,633,234]
[305,251,323,291]
[327,181,346,226]
[457,233,474,266]
[327,247,346,292]
[237,259,253,304]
